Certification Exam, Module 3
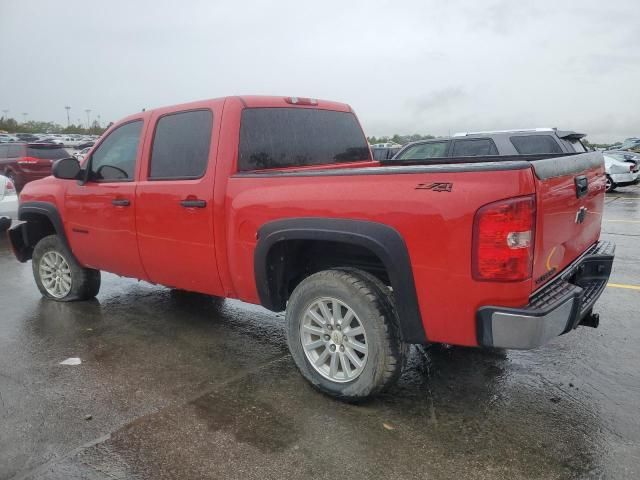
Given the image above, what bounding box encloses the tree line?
[367,134,435,145]
[0,116,108,135]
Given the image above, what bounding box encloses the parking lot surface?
[1,186,639,480]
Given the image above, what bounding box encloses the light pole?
[1,109,8,120]
[65,106,71,127]
[85,109,91,129]
[22,113,28,124]
[96,114,101,128]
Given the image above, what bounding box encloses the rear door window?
[510,135,563,154]
[450,138,498,157]
[238,108,370,171]
[395,141,449,160]
[149,110,213,180]
[568,139,587,153]
[26,146,68,159]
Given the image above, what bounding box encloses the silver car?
[0,174,18,232]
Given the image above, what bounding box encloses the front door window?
[89,121,143,181]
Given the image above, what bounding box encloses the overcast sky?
[1,0,638,142]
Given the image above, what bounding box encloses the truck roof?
[122,96,352,123]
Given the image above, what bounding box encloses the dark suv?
[392,128,587,161]
[0,143,69,190]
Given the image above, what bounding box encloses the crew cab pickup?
[8,96,615,400]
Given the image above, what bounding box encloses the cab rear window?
[238,108,370,171]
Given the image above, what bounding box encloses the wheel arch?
[10,201,69,261]
[254,217,426,343]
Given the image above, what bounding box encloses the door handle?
[180,199,207,208]
[112,198,130,207]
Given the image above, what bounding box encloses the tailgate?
[531,152,605,288]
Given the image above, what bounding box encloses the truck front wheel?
[286,269,405,401]
[32,235,101,301]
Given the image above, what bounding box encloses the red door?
[134,104,223,295]
[64,118,148,280]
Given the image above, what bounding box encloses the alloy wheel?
[39,251,72,298]
[300,297,368,383]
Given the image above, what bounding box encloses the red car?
[8,96,614,400]
[0,142,70,191]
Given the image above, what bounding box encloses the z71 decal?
[416,182,453,192]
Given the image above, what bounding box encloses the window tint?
[150,110,213,179]
[238,108,370,171]
[90,121,142,181]
[0,145,7,159]
[396,141,448,160]
[26,146,67,159]
[510,135,563,154]
[451,138,498,157]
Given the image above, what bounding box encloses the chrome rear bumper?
[476,241,615,349]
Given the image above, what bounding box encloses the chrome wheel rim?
[39,251,72,298]
[300,297,368,383]
[605,177,612,192]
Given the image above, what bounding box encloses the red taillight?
[472,195,536,282]
[17,156,39,165]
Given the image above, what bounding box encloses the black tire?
[0,216,10,233]
[32,235,101,301]
[286,269,406,401]
[605,175,616,193]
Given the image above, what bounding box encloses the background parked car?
[76,140,95,150]
[0,142,69,191]
[0,133,18,143]
[73,146,92,161]
[391,128,587,161]
[605,150,640,171]
[604,153,639,192]
[15,133,40,142]
[35,137,65,145]
[0,174,18,231]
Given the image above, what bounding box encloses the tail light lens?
[472,195,536,282]
[17,156,40,165]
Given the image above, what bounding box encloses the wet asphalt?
[1,186,639,480]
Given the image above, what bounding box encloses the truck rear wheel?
[286,269,405,401]
[32,235,101,301]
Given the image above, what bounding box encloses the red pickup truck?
[8,96,614,400]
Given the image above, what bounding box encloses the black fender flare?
[18,201,70,249]
[254,217,427,344]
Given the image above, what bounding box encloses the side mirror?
[52,157,82,180]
